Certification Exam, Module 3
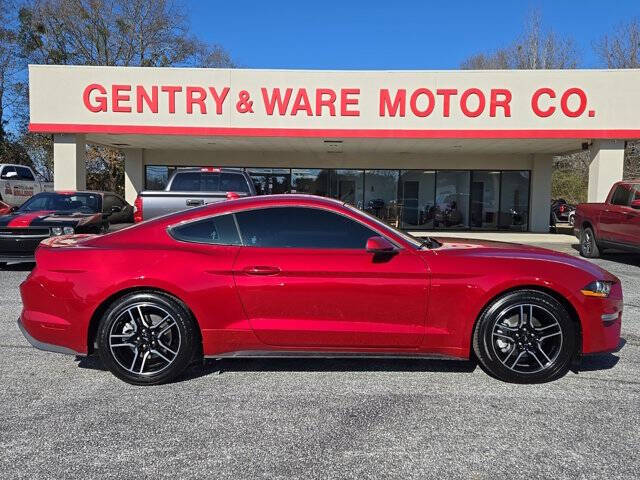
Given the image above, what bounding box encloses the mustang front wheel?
[473,290,577,383]
[97,291,198,385]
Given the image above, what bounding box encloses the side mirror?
[631,199,640,209]
[2,171,17,179]
[365,236,396,253]
[111,205,122,213]
[226,192,240,200]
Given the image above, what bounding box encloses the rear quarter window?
[171,214,241,245]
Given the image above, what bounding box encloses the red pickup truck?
[574,180,640,257]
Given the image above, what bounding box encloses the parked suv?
[574,180,640,257]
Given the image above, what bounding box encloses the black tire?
[580,227,600,258]
[97,291,198,385]
[473,290,577,384]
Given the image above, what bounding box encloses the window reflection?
[399,170,435,229]
[471,171,500,229]
[291,169,330,196]
[247,168,291,195]
[331,170,364,208]
[499,171,530,231]
[364,170,400,225]
[435,171,470,229]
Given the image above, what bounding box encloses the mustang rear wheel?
[97,291,198,385]
[473,290,577,383]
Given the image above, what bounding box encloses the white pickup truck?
[0,164,54,207]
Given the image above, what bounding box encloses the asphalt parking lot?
[1,240,639,479]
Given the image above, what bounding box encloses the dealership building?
[28,65,640,232]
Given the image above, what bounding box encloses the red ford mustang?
[18,195,622,385]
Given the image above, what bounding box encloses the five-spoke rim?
[490,303,563,374]
[582,230,593,255]
[108,303,181,376]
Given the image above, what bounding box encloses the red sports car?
[18,195,622,385]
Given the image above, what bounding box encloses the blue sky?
[186,0,639,69]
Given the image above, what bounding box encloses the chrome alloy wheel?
[582,230,593,255]
[491,304,563,374]
[108,303,181,376]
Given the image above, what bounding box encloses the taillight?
[133,195,143,223]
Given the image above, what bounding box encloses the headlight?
[63,226,74,235]
[581,280,613,298]
[51,227,63,236]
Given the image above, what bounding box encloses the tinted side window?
[171,214,240,245]
[1,166,16,179]
[220,173,250,193]
[611,185,631,206]
[170,172,202,191]
[235,207,377,249]
[103,195,115,212]
[15,166,35,181]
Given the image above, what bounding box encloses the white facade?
[29,65,637,232]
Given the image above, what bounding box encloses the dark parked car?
[0,191,129,265]
[550,198,575,228]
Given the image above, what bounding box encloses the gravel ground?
[1,241,639,480]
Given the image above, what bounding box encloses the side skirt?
[208,350,464,361]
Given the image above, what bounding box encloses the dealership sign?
[29,65,640,138]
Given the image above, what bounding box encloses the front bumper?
[579,284,623,355]
[0,255,35,264]
[0,235,46,262]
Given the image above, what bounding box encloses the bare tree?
[461,9,579,70]
[595,18,640,179]
[15,0,235,194]
[595,18,640,68]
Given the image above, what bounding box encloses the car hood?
[0,211,102,228]
[428,237,617,281]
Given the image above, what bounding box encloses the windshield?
[343,203,436,249]
[18,193,101,214]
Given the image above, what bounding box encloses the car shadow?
[570,244,640,267]
[75,355,479,380]
[75,340,627,382]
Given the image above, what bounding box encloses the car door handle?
[186,199,204,207]
[243,265,281,276]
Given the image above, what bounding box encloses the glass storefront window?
[398,170,436,229]
[363,170,399,225]
[331,170,364,208]
[435,171,470,229]
[291,169,330,196]
[247,168,291,195]
[500,171,530,231]
[145,165,531,231]
[470,171,501,229]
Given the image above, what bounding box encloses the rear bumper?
[18,310,86,356]
[17,317,79,356]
